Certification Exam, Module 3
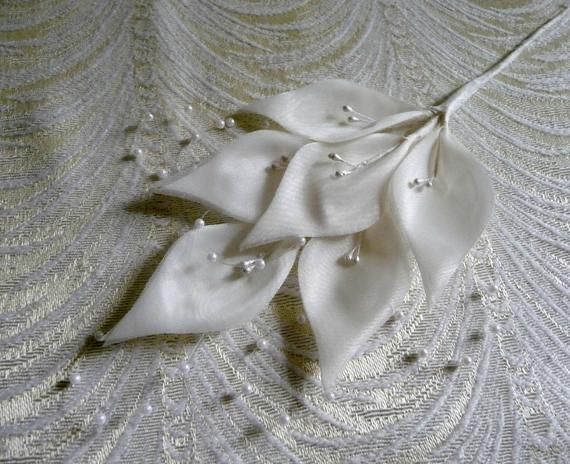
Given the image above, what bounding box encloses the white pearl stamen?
[95,412,107,426]
[323,391,336,401]
[193,218,205,229]
[341,104,376,125]
[207,252,218,263]
[412,177,434,188]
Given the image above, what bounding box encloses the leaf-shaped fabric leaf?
[390,129,494,304]
[157,131,306,223]
[298,213,410,390]
[241,133,405,248]
[103,223,299,344]
[242,79,427,143]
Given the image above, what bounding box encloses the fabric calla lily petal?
[242,133,404,248]
[299,213,410,390]
[103,223,299,344]
[390,129,494,304]
[157,130,306,223]
[242,79,427,143]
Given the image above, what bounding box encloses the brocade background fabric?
[1,1,569,462]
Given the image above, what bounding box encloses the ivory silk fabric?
[1,1,569,463]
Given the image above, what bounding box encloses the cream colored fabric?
[1,1,568,463]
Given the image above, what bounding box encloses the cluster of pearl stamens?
[342,104,376,125]
[412,177,435,188]
[234,256,266,274]
[344,243,361,265]
[215,116,236,130]
[328,142,401,179]
[206,251,267,275]
[269,155,290,171]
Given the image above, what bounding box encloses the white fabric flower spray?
[103,10,567,390]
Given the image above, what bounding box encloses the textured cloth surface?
[1,1,569,463]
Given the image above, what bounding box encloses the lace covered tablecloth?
[1,1,568,462]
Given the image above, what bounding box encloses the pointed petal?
[298,214,410,390]
[103,224,299,344]
[390,129,494,304]
[157,130,306,223]
[242,133,405,248]
[242,79,424,142]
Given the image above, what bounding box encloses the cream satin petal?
[390,129,494,304]
[103,224,299,344]
[241,133,405,248]
[157,130,306,223]
[298,214,410,390]
[242,79,424,143]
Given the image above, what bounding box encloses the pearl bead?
[207,252,218,262]
[95,412,107,426]
[462,355,473,366]
[392,310,403,321]
[225,117,235,128]
[185,104,193,112]
[296,313,308,325]
[257,338,269,350]
[179,362,191,374]
[215,118,226,129]
[70,373,81,385]
[324,391,336,401]
[193,218,205,229]
[278,414,291,426]
[488,284,499,293]
[342,104,353,112]
[417,348,428,358]
[296,237,307,247]
[242,383,254,395]
[192,133,201,141]
[146,112,155,121]
[143,403,153,415]
[254,258,266,270]
[94,330,104,342]
[134,147,144,157]
[156,169,168,178]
